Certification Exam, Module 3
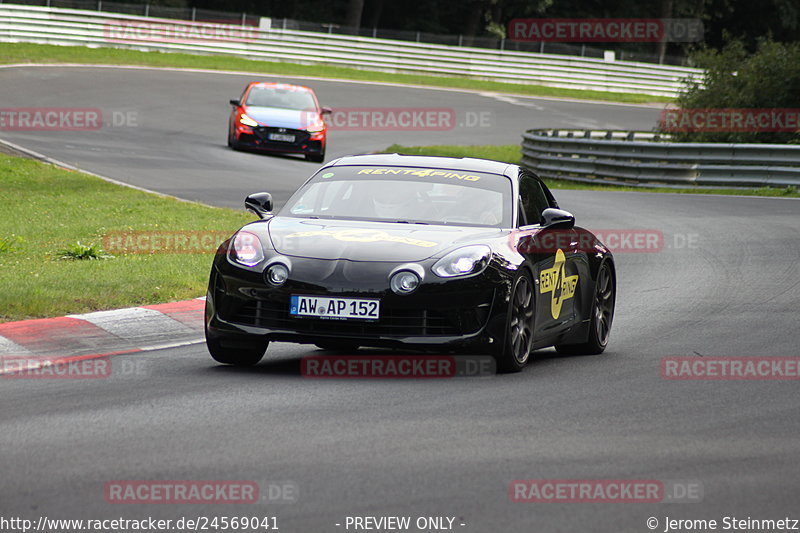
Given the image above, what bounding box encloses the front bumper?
[206,255,510,352]
[235,125,324,155]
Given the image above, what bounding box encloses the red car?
[228,82,330,162]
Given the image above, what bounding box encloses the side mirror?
[229,99,240,106]
[320,106,332,115]
[541,208,575,229]
[245,192,273,219]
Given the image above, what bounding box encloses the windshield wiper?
[394,220,429,225]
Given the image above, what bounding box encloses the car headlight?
[239,113,259,127]
[228,231,264,267]
[306,118,325,133]
[390,270,420,294]
[432,245,491,278]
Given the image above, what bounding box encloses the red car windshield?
[245,86,316,111]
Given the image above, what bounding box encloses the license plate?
[267,133,295,142]
[290,295,379,320]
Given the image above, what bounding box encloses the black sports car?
[205,154,616,372]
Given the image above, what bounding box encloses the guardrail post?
[416,31,420,42]
[144,3,149,16]
[458,34,463,46]
[191,7,196,21]
[97,1,102,11]
[241,12,246,26]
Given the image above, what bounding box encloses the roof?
[249,81,313,92]
[327,153,516,176]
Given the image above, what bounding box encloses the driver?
[370,182,419,220]
[370,181,430,220]
[437,184,501,225]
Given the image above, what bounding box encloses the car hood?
[267,217,502,262]
[243,106,312,129]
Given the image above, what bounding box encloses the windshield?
[280,166,513,227]
[245,85,317,110]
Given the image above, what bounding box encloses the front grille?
[252,127,310,145]
[227,298,490,337]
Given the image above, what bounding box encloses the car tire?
[555,260,615,355]
[315,341,360,352]
[305,151,325,163]
[494,271,535,373]
[206,335,268,366]
[228,128,241,150]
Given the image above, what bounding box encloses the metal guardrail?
[0,0,695,65]
[521,129,800,188]
[0,4,702,97]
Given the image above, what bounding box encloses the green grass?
[384,144,800,198]
[0,154,252,322]
[0,43,671,104]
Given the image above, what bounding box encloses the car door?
[514,173,580,338]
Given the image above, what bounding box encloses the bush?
[660,38,800,144]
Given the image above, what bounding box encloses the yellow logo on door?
[539,249,579,319]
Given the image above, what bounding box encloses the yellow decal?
[285,229,438,248]
[539,249,579,319]
[356,168,481,181]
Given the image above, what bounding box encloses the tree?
[661,38,800,143]
[344,0,365,31]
